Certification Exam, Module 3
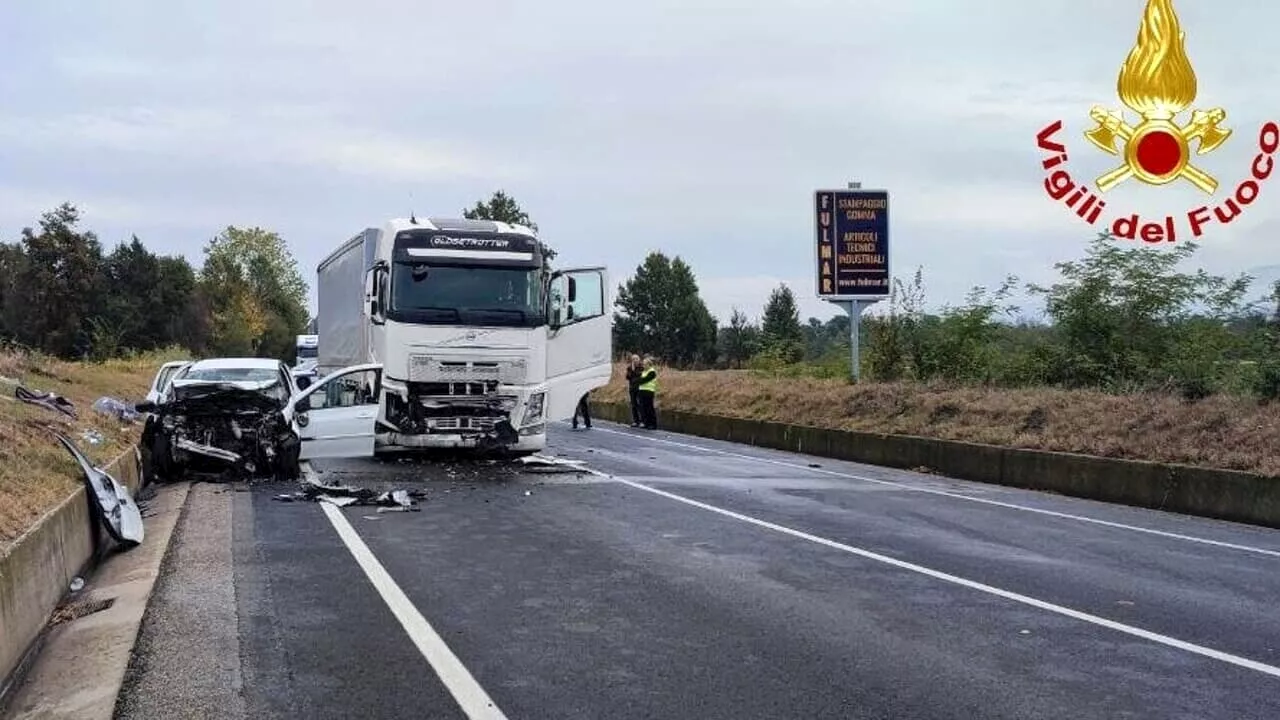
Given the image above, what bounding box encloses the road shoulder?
[2,483,190,720]
[113,484,244,720]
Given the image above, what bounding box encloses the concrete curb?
[0,446,144,703]
[589,401,1280,529]
[3,482,191,720]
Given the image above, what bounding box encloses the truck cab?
[312,217,611,456]
[294,334,319,375]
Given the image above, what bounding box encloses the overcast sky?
[3,1,1278,324]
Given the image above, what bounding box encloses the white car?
[140,357,383,481]
[167,357,302,404]
[142,358,305,481]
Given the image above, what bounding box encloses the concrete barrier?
[590,401,1280,529]
[0,446,142,697]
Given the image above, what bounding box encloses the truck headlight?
[521,392,545,425]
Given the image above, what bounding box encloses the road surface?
[114,422,1280,719]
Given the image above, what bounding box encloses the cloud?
[0,106,525,184]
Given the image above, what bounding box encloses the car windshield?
[182,367,279,383]
[390,263,545,327]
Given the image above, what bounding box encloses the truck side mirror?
[567,276,577,303]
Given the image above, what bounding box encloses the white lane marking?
[590,425,1280,559]
[316,475,507,720]
[579,465,1280,679]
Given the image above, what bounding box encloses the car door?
[545,267,612,421]
[146,361,190,405]
[286,363,383,459]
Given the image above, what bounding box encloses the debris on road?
[273,477,426,510]
[15,384,77,418]
[518,454,588,473]
[92,396,141,424]
[69,577,85,593]
[54,433,144,549]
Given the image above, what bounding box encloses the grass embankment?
[0,349,183,546]
[595,364,1280,476]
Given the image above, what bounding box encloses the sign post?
[814,183,890,382]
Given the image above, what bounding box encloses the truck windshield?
[390,262,546,327]
[295,346,318,359]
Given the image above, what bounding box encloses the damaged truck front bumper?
[137,385,301,483]
[380,375,545,452]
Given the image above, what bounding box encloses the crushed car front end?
[139,382,300,483]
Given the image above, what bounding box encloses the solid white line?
[580,466,1280,679]
[591,425,1280,559]
[319,500,508,719]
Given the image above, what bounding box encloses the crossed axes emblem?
[1084,106,1231,194]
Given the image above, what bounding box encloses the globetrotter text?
[1036,119,1280,241]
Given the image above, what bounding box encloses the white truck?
[310,216,611,455]
[294,334,319,375]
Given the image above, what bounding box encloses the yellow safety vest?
[638,366,658,393]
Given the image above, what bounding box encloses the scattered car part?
[15,385,77,418]
[92,396,140,424]
[273,477,425,509]
[54,433,144,549]
[518,453,588,473]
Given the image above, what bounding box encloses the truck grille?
[408,355,526,384]
[429,417,497,431]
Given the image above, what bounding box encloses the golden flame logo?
[1084,0,1231,194]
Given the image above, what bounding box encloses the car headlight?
[521,392,545,426]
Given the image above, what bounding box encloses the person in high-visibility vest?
[636,355,658,429]
[624,354,643,427]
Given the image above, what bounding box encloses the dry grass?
[0,349,186,547]
[596,364,1280,476]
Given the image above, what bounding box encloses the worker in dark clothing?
[636,355,658,429]
[572,392,592,429]
[624,354,643,427]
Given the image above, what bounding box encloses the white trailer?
[303,217,611,457]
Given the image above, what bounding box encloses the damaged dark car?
[137,359,307,483]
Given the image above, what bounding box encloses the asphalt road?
[115,421,1280,719]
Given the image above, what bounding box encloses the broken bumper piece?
[273,478,426,510]
[55,433,144,549]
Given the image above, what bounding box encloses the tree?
[154,255,202,352]
[614,252,718,366]
[200,226,309,360]
[1028,233,1249,389]
[462,190,556,263]
[760,283,804,363]
[0,241,27,344]
[7,204,105,358]
[720,307,761,368]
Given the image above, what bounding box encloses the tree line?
[0,191,546,364]
[612,234,1280,401]
[0,203,309,361]
[7,194,1280,401]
